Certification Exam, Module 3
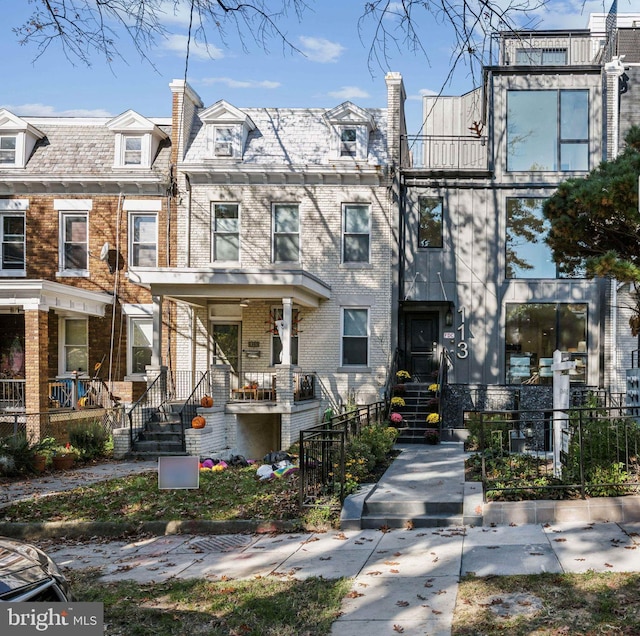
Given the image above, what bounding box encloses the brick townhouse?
[0,107,173,437]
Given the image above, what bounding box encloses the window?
[0,136,16,164]
[505,303,587,385]
[515,48,567,65]
[213,127,234,157]
[343,204,370,263]
[63,318,88,374]
[342,308,368,366]
[340,128,357,157]
[273,204,299,263]
[0,214,25,272]
[506,198,555,278]
[271,307,299,365]
[129,317,152,375]
[418,197,443,248]
[130,214,157,267]
[212,203,239,262]
[123,135,142,165]
[61,213,88,272]
[507,90,589,172]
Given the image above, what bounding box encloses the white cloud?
[200,77,281,89]
[299,36,345,63]
[156,1,195,27]
[1,103,113,117]
[407,88,439,101]
[327,86,371,100]
[161,34,224,60]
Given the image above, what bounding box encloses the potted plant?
[51,443,78,470]
[390,396,406,409]
[29,437,56,473]
[396,370,411,384]
[389,412,403,426]
[424,428,440,445]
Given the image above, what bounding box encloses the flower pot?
[32,454,47,473]
[52,455,76,470]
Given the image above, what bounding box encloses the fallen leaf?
[396,600,410,607]
[346,591,364,598]
[393,626,404,633]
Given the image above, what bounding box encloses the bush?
[0,433,33,475]
[68,420,110,460]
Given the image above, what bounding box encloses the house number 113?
[457,307,468,359]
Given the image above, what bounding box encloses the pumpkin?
[200,395,214,408]
[191,415,206,429]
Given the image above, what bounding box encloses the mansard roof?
[183,104,387,166]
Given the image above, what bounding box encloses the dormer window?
[340,128,357,157]
[0,110,45,169]
[107,110,168,169]
[198,100,256,161]
[0,136,17,164]
[323,102,376,162]
[123,135,143,165]
[213,127,234,157]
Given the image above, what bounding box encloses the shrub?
[68,420,110,460]
[0,433,36,475]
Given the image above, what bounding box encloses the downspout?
[108,193,124,391]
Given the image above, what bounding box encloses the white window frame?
[59,316,89,376]
[114,133,151,168]
[272,203,300,263]
[342,203,371,264]
[211,126,235,157]
[340,127,357,157]
[123,304,154,378]
[212,202,240,263]
[55,200,91,277]
[128,212,158,267]
[341,307,369,367]
[0,135,17,166]
[0,199,27,277]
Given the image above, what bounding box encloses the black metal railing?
[299,401,386,507]
[294,373,315,401]
[175,371,211,440]
[467,404,640,502]
[127,370,168,447]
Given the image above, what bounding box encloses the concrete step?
[139,431,183,443]
[361,514,465,529]
[364,499,462,516]
[131,440,185,454]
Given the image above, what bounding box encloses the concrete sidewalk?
[41,520,640,635]
[5,446,640,635]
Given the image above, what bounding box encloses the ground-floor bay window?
[505,303,587,385]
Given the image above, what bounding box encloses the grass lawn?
[452,571,640,635]
[1,466,304,524]
[69,568,350,636]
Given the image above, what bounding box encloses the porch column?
[24,308,49,441]
[276,297,293,366]
[151,294,163,367]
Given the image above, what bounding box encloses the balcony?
[402,135,489,173]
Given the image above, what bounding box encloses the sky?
[0,0,631,134]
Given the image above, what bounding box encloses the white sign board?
[158,456,200,489]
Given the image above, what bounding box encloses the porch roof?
[129,267,332,308]
[0,280,112,316]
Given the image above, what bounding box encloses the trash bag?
[263,450,294,465]
[229,454,249,467]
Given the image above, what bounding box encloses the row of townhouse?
[0,7,637,458]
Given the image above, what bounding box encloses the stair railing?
[175,370,212,443]
[127,369,169,447]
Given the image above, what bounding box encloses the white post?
[276,298,292,365]
[551,349,576,478]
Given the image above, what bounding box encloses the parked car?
[0,537,73,601]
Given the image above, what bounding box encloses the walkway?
[4,447,640,635]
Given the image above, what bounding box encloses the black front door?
[405,313,438,379]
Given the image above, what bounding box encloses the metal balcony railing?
[403,135,488,171]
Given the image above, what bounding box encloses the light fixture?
[239,299,250,307]
[445,307,454,327]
